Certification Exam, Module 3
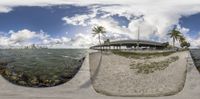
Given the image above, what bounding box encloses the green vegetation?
[130,56,179,74]
[168,27,190,49]
[112,51,175,59]
[168,28,181,48]
[92,26,106,51]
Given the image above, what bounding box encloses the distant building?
[24,44,48,49]
[90,40,169,50]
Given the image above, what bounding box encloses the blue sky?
[0,6,89,38]
[0,0,200,48]
[180,14,200,39]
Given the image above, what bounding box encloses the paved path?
[0,51,200,99]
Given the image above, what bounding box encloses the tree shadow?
[79,52,102,89]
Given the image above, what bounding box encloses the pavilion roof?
[91,40,167,47]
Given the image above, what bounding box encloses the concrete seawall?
[0,51,200,99]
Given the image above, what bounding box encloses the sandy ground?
[89,51,187,96]
[0,51,200,99]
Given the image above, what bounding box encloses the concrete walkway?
[0,51,200,99]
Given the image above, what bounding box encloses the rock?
[20,73,29,81]
[54,80,61,85]
[3,69,12,76]
[60,72,73,79]
[18,81,27,85]
[79,57,85,63]
[0,66,6,74]
[10,75,19,81]
[29,76,39,85]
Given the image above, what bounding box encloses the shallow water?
[190,49,200,70]
[0,49,87,87]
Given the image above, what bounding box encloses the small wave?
[62,55,77,60]
[47,52,52,55]
[62,55,69,58]
[62,55,84,61]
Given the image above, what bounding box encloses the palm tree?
[168,28,181,48]
[179,35,186,44]
[92,26,106,51]
[180,41,190,48]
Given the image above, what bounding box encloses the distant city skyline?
[0,0,200,48]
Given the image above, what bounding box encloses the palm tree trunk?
[98,34,102,51]
[173,37,175,49]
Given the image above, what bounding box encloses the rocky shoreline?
[190,49,200,72]
[0,57,85,87]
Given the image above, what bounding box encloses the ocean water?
[190,49,200,69]
[0,49,87,86]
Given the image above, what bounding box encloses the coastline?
[0,50,199,99]
[0,49,87,87]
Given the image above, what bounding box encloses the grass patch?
[112,50,175,59]
[130,56,179,74]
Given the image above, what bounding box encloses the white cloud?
[62,9,97,26]
[0,29,95,48]
[90,18,131,35]
[1,0,200,47]
[62,14,93,26]
[0,6,12,13]
[69,33,97,48]
[9,29,37,43]
[39,33,98,48]
[41,36,71,45]
[185,31,200,48]
[0,29,50,48]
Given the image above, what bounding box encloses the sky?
[0,0,200,48]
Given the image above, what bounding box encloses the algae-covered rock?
[18,81,27,86]
[0,49,86,88]
[29,76,39,85]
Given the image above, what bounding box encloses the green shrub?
[130,56,179,74]
[112,51,175,59]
